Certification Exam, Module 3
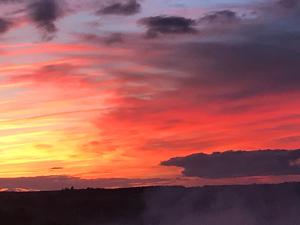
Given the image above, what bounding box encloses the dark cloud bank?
[162,149,300,178]
[133,0,300,102]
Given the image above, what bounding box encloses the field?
[1,183,300,225]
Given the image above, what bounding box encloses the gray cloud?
[139,16,197,38]
[199,10,240,24]
[278,0,299,8]
[162,150,300,179]
[96,0,141,16]
[27,0,64,40]
[0,18,12,33]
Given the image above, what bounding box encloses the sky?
[0,0,300,191]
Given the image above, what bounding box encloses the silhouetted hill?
[1,182,300,225]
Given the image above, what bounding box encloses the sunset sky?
[1,0,300,191]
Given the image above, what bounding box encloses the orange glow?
[1,38,300,181]
[1,0,300,189]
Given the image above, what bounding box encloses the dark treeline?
[1,182,300,225]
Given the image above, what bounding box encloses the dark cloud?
[134,2,300,101]
[96,0,141,16]
[278,0,299,8]
[27,0,64,40]
[0,0,66,39]
[162,150,300,179]
[199,10,240,24]
[139,16,197,38]
[183,41,300,93]
[0,18,12,33]
[133,40,300,104]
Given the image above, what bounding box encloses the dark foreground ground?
[1,182,300,225]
